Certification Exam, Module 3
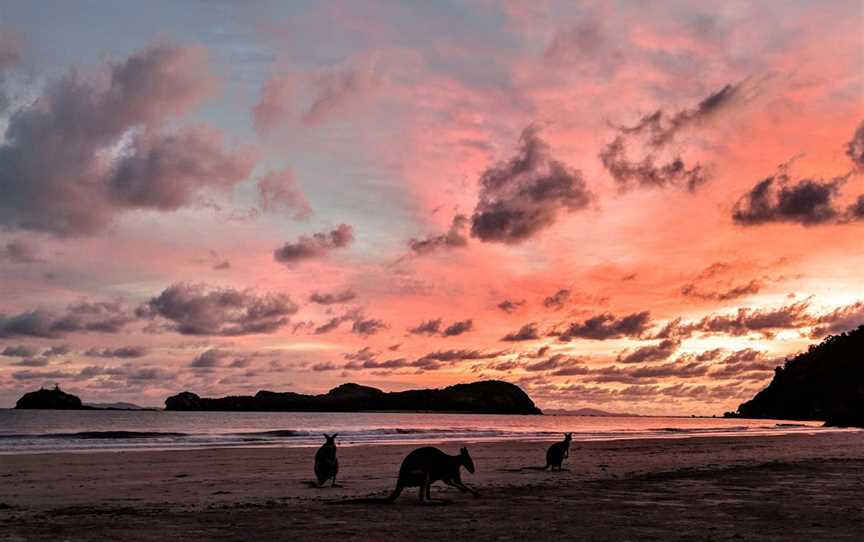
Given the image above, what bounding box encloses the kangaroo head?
[322,433,338,445]
[564,432,572,442]
[460,446,475,473]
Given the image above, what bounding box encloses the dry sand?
[2,431,864,541]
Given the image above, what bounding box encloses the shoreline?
[2,432,863,540]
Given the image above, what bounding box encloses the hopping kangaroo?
[544,432,572,471]
[314,433,339,487]
[386,446,480,503]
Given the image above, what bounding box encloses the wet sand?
[2,431,863,541]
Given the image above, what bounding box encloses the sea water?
[0,409,852,454]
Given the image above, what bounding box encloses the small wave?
[655,426,750,434]
[47,431,188,439]
[231,430,307,438]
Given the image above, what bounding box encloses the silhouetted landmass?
[165,380,542,414]
[727,326,864,427]
[15,386,84,410]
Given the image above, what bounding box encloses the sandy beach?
[2,431,863,541]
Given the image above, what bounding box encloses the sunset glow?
[1,1,863,415]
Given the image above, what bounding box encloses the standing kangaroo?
[386,446,480,503]
[545,432,572,471]
[314,433,339,487]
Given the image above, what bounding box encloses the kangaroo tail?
[326,484,401,505]
[522,465,550,471]
[326,497,393,505]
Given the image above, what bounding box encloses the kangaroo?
[386,446,480,503]
[329,446,479,505]
[544,432,572,471]
[314,433,339,487]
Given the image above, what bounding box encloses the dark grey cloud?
[43,345,71,357]
[617,338,680,364]
[107,126,255,211]
[2,345,40,358]
[274,224,355,265]
[408,318,442,336]
[189,349,229,369]
[408,318,473,337]
[497,299,525,313]
[408,215,468,255]
[736,121,864,226]
[0,239,41,264]
[351,317,387,336]
[12,362,176,384]
[311,362,340,372]
[732,169,848,226]
[696,301,810,337]
[616,84,742,148]
[553,311,651,341]
[138,283,298,336]
[600,84,743,192]
[84,346,148,359]
[314,316,347,335]
[257,168,312,221]
[811,301,864,337]
[847,120,864,170]
[621,361,708,380]
[525,354,586,373]
[708,349,777,380]
[313,308,362,334]
[680,279,762,301]
[848,195,864,220]
[599,136,707,192]
[343,346,378,362]
[344,357,410,370]
[0,43,255,236]
[11,369,70,380]
[0,300,134,339]
[442,319,473,337]
[412,349,504,371]
[470,126,593,244]
[657,300,813,339]
[308,288,357,305]
[186,349,258,370]
[12,357,50,367]
[501,322,540,342]
[543,289,570,310]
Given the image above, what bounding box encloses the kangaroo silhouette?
[386,446,480,503]
[544,432,572,470]
[314,433,339,487]
[329,446,479,505]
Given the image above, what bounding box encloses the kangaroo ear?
[322,433,329,440]
[332,433,338,440]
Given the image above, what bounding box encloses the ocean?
[0,410,854,455]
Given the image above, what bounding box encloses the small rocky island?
[165,380,542,415]
[727,325,864,427]
[15,385,84,410]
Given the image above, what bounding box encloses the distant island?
[84,402,151,410]
[726,325,864,427]
[165,380,542,415]
[15,385,84,410]
[14,386,152,410]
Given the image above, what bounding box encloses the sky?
[0,1,862,414]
